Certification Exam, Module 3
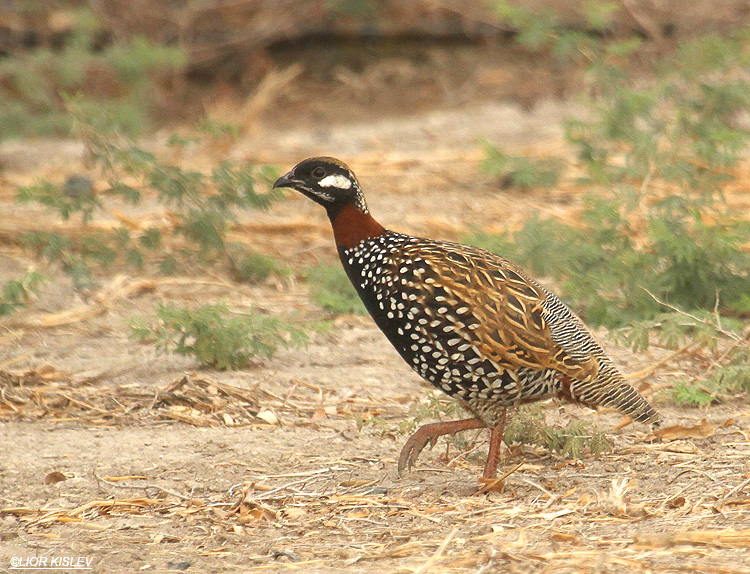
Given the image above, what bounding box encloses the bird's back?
[339,231,659,425]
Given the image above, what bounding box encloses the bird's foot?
[397,418,486,476]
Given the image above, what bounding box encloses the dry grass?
[2,361,750,572]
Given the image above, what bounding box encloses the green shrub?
[0,9,186,139]
[670,382,717,408]
[0,271,48,316]
[131,303,307,370]
[480,141,564,190]
[16,119,282,289]
[475,7,750,332]
[229,248,284,284]
[504,405,611,459]
[478,3,750,405]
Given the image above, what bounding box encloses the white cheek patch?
[318,174,352,189]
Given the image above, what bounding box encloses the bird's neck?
[329,202,386,250]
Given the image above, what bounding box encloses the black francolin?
[274,157,660,480]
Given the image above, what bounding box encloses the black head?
[273,157,368,216]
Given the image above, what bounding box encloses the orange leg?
[397,418,486,476]
[482,409,507,479]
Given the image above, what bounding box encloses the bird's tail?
[572,367,660,425]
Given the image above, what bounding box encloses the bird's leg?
[482,408,507,480]
[398,418,486,475]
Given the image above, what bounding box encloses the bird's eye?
[312,167,326,179]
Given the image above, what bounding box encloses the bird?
[274,157,660,480]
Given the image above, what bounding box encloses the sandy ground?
[2,45,750,574]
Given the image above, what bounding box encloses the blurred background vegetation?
[2,0,749,138]
[1,1,749,403]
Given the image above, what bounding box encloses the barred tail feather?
[599,382,660,424]
[571,368,660,425]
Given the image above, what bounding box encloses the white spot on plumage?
[318,174,352,189]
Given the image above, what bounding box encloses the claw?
[397,418,486,476]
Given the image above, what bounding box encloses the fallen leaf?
[283,508,306,519]
[477,477,505,493]
[245,481,274,492]
[44,471,66,485]
[238,503,276,523]
[256,409,278,425]
[667,496,686,508]
[655,419,716,440]
[538,508,575,520]
[508,529,527,549]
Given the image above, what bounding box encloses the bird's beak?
[273,171,298,189]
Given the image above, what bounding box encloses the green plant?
[228,247,285,284]
[668,346,750,406]
[669,382,717,408]
[131,302,307,370]
[480,141,564,190]
[394,398,611,460]
[504,405,611,458]
[703,348,750,395]
[17,176,100,222]
[16,114,282,289]
[306,264,367,315]
[0,8,186,139]
[478,4,750,404]
[477,7,750,325]
[0,271,48,316]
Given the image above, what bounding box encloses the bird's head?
[273,157,368,216]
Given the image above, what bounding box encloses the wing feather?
[400,240,600,383]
